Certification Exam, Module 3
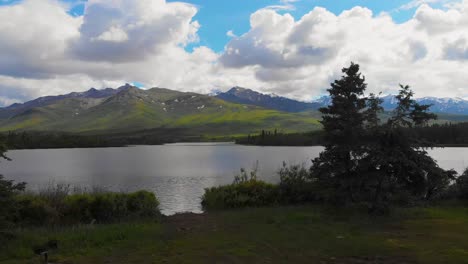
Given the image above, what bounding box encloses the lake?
[2,143,467,215]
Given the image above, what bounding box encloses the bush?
[15,195,58,226]
[89,193,125,222]
[63,194,94,223]
[12,188,160,226]
[127,191,160,217]
[202,162,323,210]
[202,180,279,210]
[278,162,318,203]
[202,165,279,210]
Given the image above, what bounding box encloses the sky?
[0,0,467,106]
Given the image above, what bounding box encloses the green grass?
[3,205,468,263]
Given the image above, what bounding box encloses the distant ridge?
[380,95,468,115]
[216,86,321,112]
[216,87,468,115]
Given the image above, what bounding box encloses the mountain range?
[0,85,467,136]
[215,87,468,115]
[0,84,321,136]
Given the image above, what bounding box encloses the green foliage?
[278,162,318,203]
[202,166,279,210]
[202,181,279,210]
[456,168,468,201]
[236,130,325,146]
[8,188,160,227]
[311,63,373,206]
[14,195,58,226]
[203,162,322,210]
[310,63,453,214]
[127,191,160,217]
[63,194,94,223]
[320,62,368,147]
[0,139,26,237]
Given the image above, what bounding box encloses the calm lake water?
[2,143,467,215]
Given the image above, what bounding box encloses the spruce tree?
[311,63,368,203]
[311,64,454,212]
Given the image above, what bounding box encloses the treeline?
[1,131,116,149]
[414,122,468,146]
[0,128,203,149]
[237,122,468,147]
[236,130,325,146]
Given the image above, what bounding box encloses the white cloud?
[226,30,237,38]
[72,0,200,62]
[0,0,467,106]
[95,26,129,42]
[219,3,468,100]
[399,0,445,10]
[265,0,300,11]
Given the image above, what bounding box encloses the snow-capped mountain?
[379,95,468,115]
[216,87,468,115]
[216,87,321,112]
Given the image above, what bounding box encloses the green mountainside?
[0,85,321,136]
[2,84,466,140]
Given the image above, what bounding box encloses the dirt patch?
[163,212,217,233]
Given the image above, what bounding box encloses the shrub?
[278,162,318,203]
[202,180,279,210]
[127,191,160,217]
[63,194,94,223]
[15,195,58,226]
[11,189,160,226]
[90,193,122,222]
[202,164,279,210]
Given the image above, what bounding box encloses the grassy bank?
[2,205,468,263]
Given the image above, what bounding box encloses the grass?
[2,205,468,263]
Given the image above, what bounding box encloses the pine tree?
[310,64,453,212]
[311,63,369,203]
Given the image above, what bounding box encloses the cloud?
[219,2,468,99]
[95,26,129,42]
[399,0,446,10]
[226,30,237,38]
[0,0,467,106]
[72,0,200,62]
[444,37,468,59]
[0,0,81,78]
[265,0,300,11]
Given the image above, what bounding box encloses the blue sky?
[185,0,419,52]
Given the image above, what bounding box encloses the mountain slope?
[0,85,321,135]
[216,87,321,112]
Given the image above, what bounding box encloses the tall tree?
[311,64,453,212]
[311,63,369,203]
